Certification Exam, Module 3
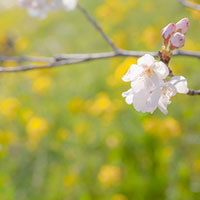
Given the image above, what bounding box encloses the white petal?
[158,103,168,115]
[153,61,169,79]
[122,88,132,97]
[62,0,77,10]
[168,76,189,94]
[132,90,148,112]
[146,87,162,108]
[122,64,143,82]
[125,94,134,105]
[122,88,134,105]
[137,54,155,67]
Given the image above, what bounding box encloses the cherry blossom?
[122,54,169,114]
[158,76,189,114]
[122,54,169,83]
[19,0,77,18]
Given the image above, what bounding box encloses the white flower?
[158,76,189,114]
[122,54,169,114]
[122,54,169,83]
[62,0,77,11]
[19,0,77,18]
[19,0,50,19]
[122,78,163,114]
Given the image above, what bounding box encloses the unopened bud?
[161,23,176,45]
[169,32,185,50]
[176,18,190,34]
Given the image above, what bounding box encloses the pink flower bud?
[176,18,190,34]
[161,23,176,41]
[169,32,185,50]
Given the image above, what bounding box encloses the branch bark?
[179,0,200,10]
[77,4,119,53]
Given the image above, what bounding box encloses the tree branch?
[179,0,200,10]
[0,49,200,95]
[77,4,119,53]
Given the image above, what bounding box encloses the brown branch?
[179,0,200,10]
[187,89,200,95]
[0,49,200,95]
[77,4,119,53]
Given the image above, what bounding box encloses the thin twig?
[0,49,200,95]
[187,89,200,95]
[77,4,119,53]
[179,0,200,10]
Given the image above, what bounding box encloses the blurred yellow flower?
[141,26,160,49]
[26,116,48,150]
[0,97,20,120]
[143,117,181,141]
[2,61,18,67]
[67,97,86,114]
[89,93,112,116]
[161,146,174,162]
[15,36,29,52]
[20,108,34,122]
[98,165,121,187]
[63,172,78,187]
[193,159,200,173]
[183,39,200,51]
[96,0,137,30]
[73,121,90,136]
[107,57,137,88]
[112,32,127,49]
[0,130,16,147]
[112,194,128,200]
[32,76,52,95]
[56,128,69,141]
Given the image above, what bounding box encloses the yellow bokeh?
[26,116,48,150]
[0,130,16,147]
[96,0,137,30]
[56,128,69,141]
[63,172,78,187]
[73,121,90,136]
[20,108,34,122]
[112,32,127,49]
[193,159,200,173]
[141,26,160,49]
[98,165,121,187]
[0,97,20,120]
[2,61,18,67]
[32,76,52,95]
[112,194,128,200]
[107,57,137,88]
[143,117,182,141]
[15,36,29,52]
[89,92,112,116]
[67,97,86,114]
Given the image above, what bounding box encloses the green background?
[0,0,200,199]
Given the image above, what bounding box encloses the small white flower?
[122,54,169,83]
[62,0,77,11]
[19,0,77,18]
[122,54,169,114]
[158,76,188,114]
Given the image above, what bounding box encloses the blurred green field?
[0,0,200,199]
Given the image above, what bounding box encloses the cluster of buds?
[18,0,77,19]
[161,18,190,50]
